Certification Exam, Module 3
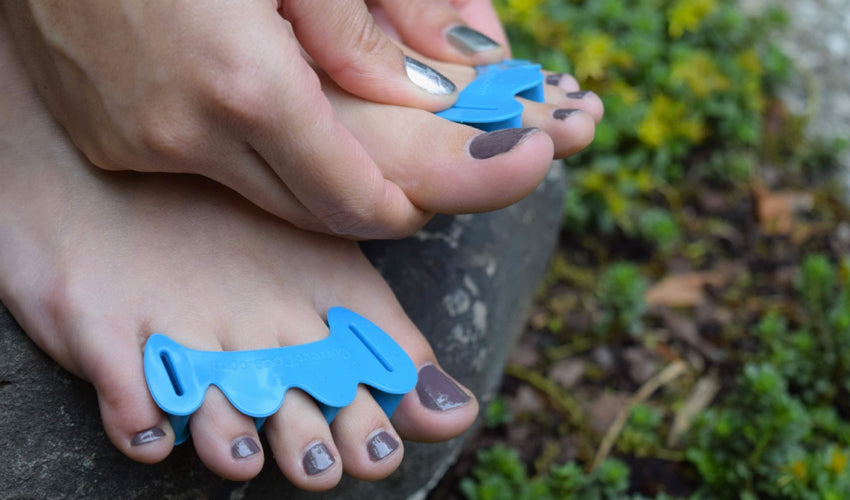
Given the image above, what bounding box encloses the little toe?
[330,387,404,480]
[265,389,342,491]
[80,329,174,464]
[189,387,265,481]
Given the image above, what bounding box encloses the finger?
[282,0,458,113]
[243,36,431,238]
[452,0,511,53]
[377,0,505,65]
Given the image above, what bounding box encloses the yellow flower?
[668,0,717,38]
[829,447,848,475]
[571,32,617,81]
[790,460,807,480]
[671,51,730,97]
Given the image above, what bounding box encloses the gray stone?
[0,163,566,499]
[741,0,850,194]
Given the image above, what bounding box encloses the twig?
[590,359,688,471]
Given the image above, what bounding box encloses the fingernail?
[468,128,537,160]
[566,91,591,99]
[546,74,564,86]
[303,442,335,475]
[446,25,500,54]
[131,427,165,446]
[367,431,400,462]
[553,108,581,120]
[416,364,471,411]
[231,436,261,459]
[405,56,456,96]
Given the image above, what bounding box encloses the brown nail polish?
[566,91,591,99]
[416,364,471,411]
[546,74,564,86]
[367,431,399,462]
[469,128,537,160]
[303,442,335,475]
[231,436,261,459]
[553,108,581,120]
[131,427,165,446]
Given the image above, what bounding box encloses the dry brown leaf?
[645,267,736,307]
[752,182,814,235]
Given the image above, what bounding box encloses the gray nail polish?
[446,25,500,55]
[405,56,456,96]
[416,364,471,411]
[546,74,564,86]
[468,128,537,160]
[566,91,591,99]
[553,108,581,120]
[367,431,400,462]
[231,436,261,459]
[131,427,165,446]
[303,442,335,475]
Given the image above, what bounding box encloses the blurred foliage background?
[450,1,850,499]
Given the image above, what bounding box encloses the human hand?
[2,1,466,238]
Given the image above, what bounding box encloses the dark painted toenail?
[469,128,537,160]
[446,25,500,54]
[416,364,471,411]
[553,108,581,120]
[131,427,165,446]
[566,91,591,99]
[367,431,399,462]
[546,74,564,86]
[231,436,261,459]
[303,442,335,475]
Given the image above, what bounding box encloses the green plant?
[460,445,633,500]
[496,0,791,237]
[595,262,648,339]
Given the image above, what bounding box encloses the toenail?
[553,108,581,120]
[131,427,165,446]
[405,56,456,96]
[231,436,261,459]
[446,25,500,55]
[416,364,471,411]
[468,128,538,160]
[303,442,336,475]
[566,91,591,99]
[367,431,400,462]
[546,74,565,86]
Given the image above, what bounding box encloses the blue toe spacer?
[144,307,418,445]
[436,59,545,131]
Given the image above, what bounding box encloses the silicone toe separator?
[436,59,544,131]
[144,307,418,445]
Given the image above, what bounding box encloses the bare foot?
[0,29,477,491]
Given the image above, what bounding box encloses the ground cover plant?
[430,0,850,498]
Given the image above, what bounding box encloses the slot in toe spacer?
[144,307,418,444]
[436,59,544,131]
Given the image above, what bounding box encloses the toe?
[265,390,342,491]
[189,387,265,481]
[543,71,581,92]
[519,99,597,159]
[81,329,174,464]
[330,387,404,480]
[329,277,480,443]
[547,87,605,123]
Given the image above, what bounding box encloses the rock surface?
[743,0,850,188]
[0,163,566,499]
